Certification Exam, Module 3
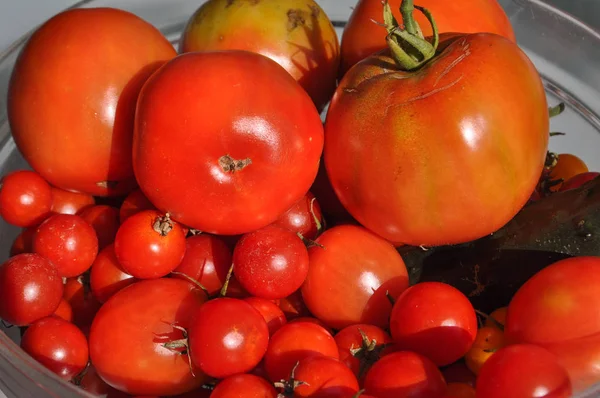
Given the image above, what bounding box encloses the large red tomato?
[133,51,324,235]
[8,8,176,196]
[180,0,340,112]
[89,279,207,396]
[324,13,548,246]
[339,0,515,76]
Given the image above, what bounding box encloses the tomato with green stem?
[271,192,324,240]
[279,356,359,397]
[335,324,392,381]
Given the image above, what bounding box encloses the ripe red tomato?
[0,170,52,227]
[271,192,324,240]
[559,172,600,192]
[475,344,572,398]
[278,289,312,320]
[79,205,120,249]
[233,225,309,299]
[79,364,119,396]
[264,321,339,382]
[119,188,156,224]
[52,298,73,322]
[301,225,409,330]
[33,214,98,277]
[505,256,600,345]
[288,316,333,334]
[114,210,186,279]
[292,356,360,397]
[133,51,324,235]
[8,8,177,196]
[325,32,548,246]
[211,374,277,398]
[50,187,95,215]
[363,351,447,398]
[20,316,88,380]
[339,0,515,75]
[0,253,63,326]
[244,297,287,336]
[389,282,478,366]
[188,297,269,378]
[172,234,233,296]
[334,324,392,380]
[89,278,207,396]
[89,244,137,303]
[180,0,340,112]
[63,276,102,335]
[10,226,36,256]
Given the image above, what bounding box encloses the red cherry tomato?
[389,282,478,366]
[475,344,572,398]
[363,351,447,398]
[302,225,409,330]
[188,297,269,379]
[0,170,52,227]
[63,276,102,335]
[50,187,95,215]
[271,192,324,240]
[21,316,88,380]
[119,188,156,224]
[210,374,277,398]
[53,298,73,322]
[10,226,36,256]
[79,205,120,249]
[8,8,177,196]
[335,324,392,380]
[233,225,309,300]
[132,51,324,235]
[288,316,333,334]
[264,322,339,382]
[244,297,287,336]
[0,253,63,326]
[33,214,99,277]
[559,172,600,192]
[114,210,186,279]
[172,234,232,296]
[89,278,207,396]
[292,356,360,397]
[90,244,137,303]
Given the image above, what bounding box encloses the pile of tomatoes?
[1,0,599,397]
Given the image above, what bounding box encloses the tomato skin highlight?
[210,374,277,398]
[325,34,549,246]
[0,170,52,227]
[133,51,324,235]
[50,187,95,215]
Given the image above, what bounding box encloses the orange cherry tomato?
[465,326,505,375]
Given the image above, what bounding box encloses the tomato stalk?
[382,0,439,70]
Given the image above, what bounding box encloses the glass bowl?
[0,0,599,396]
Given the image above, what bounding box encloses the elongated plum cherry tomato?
[21,316,88,380]
[210,374,277,398]
[78,205,120,249]
[475,344,572,398]
[119,188,156,224]
[133,51,324,235]
[188,298,269,379]
[335,324,392,380]
[8,8,177,196]
[233,225,309,300]
[292,356,359,397]
[244,297,287,336]
[50,187,95,215]
[389,282,478,366]
[90,244,137,303]
[302,225,409,330]
[33,214,98,277]
[0,253,63,326]
[270,192,324,240]
[89,278,207,396]
[114,210,186,279]
[0,170,52,227]
[363,351,447,398]
[559,172,600,192]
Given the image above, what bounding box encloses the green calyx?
[383,0,439,71]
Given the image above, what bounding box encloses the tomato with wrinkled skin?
[0,170,52,227]
[559,172,599,192]
[244,297,287,336]
[339,0,515,76]
[180,0,339,112]
[90,244,137,303]
[8,8,176,196]
[325,33,548,246]
[133,51,324,235]
[302,225,409,330]
[475,344,572,398]
[292,356,360,397]
[89,278,207,396]
[211,374,277,398]
[50,187,95,215]
[389,282,478,366]
[79,205,120,249]
[335,324,392,380]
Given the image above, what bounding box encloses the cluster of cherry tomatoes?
[1,0,599,396]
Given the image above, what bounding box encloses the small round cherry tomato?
[0,253,63,326]
[390,282,478,366]
[549,153,588,191]
[50,187,95,215]
[21,316,88,380]
[233,225,309,299]
[79,205,120,249]
[292,356,359,397]
[211,374,277,398]
[244,297,287,336]
[172,234,232,296]
[363,351,447,398]
[114,210,186,279]
[63,276,102,335]
[33,214,99,277]
[335,324,392,381]
[188,297,269,379]
[271,192,324,240]
[475,344,572,398]
[119,188,156,224]
[264,321,338,382]
[53,298,73,322]
[0,170,52,227]
[90,244,137,303]
[559,171,600,192]
[10,226,36,256]
[464,326,505,375]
